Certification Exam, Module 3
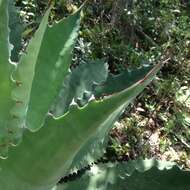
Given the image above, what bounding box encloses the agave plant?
[0,0,189,189]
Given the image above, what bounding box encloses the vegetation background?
[15,0,190,169]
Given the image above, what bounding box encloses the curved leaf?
[26,9,81,131]
[52,62,153,117]
[52,59,108,116]
[56,159,190,190]
[10,7,51,136]
[95,64,153,98]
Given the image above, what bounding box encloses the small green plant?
[0,1,189,189]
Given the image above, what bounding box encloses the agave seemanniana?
[0,1,189,189]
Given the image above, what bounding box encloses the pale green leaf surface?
[11,8,81,132]
[56,159,190,190]
[52,59,108,116]
[52,61,153,117]
[0,63,162,189]
[10,8,50,133]
[26,9,81,131]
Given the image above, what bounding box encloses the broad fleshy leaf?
[10,7,51,136]
[56,159,190,190]
[0,62,163,189]
[26,8,81,131]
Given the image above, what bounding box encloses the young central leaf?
[26,9,81,131]
[11,8,81,131]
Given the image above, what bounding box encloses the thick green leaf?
[0,0,14,157]
[26,8,81,131]
[11,8,81,132]
[0,62,162,189]
[52,59,108,116]
[10,7,51,135]
[56,159,190,190]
